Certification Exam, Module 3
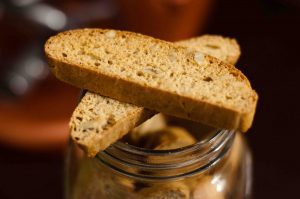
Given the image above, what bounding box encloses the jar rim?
[113,129,230,156]
[96,129,236,181]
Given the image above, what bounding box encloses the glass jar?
[65,121,252,199]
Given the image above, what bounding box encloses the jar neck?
[96,129,235,181]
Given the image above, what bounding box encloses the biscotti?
[69,92,154,156]
[176,35,240,65]
[45,29,257,130]
[46,30,255,156]
[67,33,244,157]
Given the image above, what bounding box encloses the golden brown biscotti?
[68,34,240,157]
[176,35,240,65]
[45,28,257,131]
[70,92,154,156]
[46,28,258,155]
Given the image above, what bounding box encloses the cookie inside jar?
[121,113,220,150]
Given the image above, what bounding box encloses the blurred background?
[0,0,299,198]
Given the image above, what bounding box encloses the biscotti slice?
[46,29,257,132]
[70,92,154,156]
[69,35,240,157]
[176,35,240,65]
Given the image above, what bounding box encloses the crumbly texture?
[176,35,240,65]
[45,29,257,155]
[70,92,153,157]
[138,182,190,199]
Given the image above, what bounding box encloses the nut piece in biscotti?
[138,182,190,199]
[192,176,225,199]
[45,28,258,132]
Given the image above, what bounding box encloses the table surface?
[0,0,300,198]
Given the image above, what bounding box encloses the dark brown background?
[209,1,300,197]
[1,0,300,198]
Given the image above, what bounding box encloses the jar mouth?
[96,129,235,181]
[113,128,229,156]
